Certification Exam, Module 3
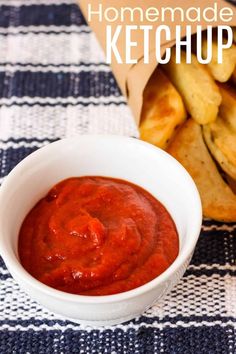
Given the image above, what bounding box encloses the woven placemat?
[0,1,235,353]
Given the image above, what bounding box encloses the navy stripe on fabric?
[191,230,236,265]
[0,257,6,269]
[0,146,42,178]
[0,2,234,29]
[0,273,9,280]
[0,137,58,144]
[0,316,235,328]
[0,326,234,354]
[0,71,121,98]
[0,4,86,28]
[135,315,236,326]
[158,326,233,354]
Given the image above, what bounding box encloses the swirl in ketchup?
[18,177,179,295]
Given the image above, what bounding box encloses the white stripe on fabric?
[0,33,106,65]
[202,224,236,232]
[0,267,9,274]
[0,96,126,106]
[0,321,235,333]
[0,64,110,73]
[224,275,236,318]
[0,105,138,141]
[0,275,234,322]
[144,274,235,319]
[0,25,90,35]
[188,264,236,271]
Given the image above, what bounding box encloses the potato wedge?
[203,118,236,180]
[202,38,236,82]
[140,68,187,149]
[162,49,222,124]
[203,85,236,180]
[167,119,236,222]
[219,84,236,132]
[232,67,236,84]
[226,174,236,194]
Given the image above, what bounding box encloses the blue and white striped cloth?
[0,1,235,353]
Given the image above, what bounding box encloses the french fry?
[140,68,187,149]
[167,119,236,222]
[202,38,236,82]
[162,48,222,125]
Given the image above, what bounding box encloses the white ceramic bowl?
[0,135,202,326]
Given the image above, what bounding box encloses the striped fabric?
[0,1,235,353]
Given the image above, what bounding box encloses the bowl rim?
[0,135,202,303]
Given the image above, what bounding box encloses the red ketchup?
[18,177,179,295]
